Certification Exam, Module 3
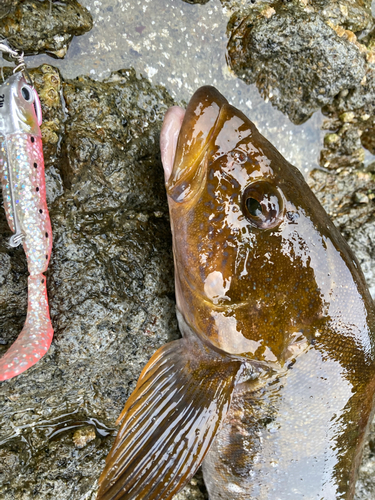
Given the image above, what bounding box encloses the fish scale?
[0,71,53,381]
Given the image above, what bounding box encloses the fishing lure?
[0,42,53,381]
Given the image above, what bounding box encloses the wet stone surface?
[226,0,373,124]
[72,425,97,449]
[0,0,92,58]
[311,0,373,32]
[319,56,375,171]
[222,0,374,33]
[0,0,13,19]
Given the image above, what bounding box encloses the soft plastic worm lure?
[0,43,53,381]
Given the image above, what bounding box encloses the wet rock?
[320,120,366,170]
[311,0,373,32]
[72,426,96,448]
[174,470,208,500]
[0,0,92,58]
[227,2,368,124]
[0,0,13,19]
[308,167,375,298]
[222,0,373,29]
[0,66,183,499]
[319,57,375,170]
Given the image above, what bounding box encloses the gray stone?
[305,0,373,32]
[0,0,13,19]
[227,2,368,124]
[0,0,92,58]
[318,50,375,170]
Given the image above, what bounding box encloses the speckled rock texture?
[222,0,373,33]
[0,0,13,19]
[319,55,375,171]
[226,0,373,124]
[0,0,92,58]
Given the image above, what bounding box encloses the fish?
[0,71,53,381]
[97,86,375,500]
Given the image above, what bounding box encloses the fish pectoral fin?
[97,334,242,500]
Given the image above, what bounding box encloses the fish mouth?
[160,86,229,203]
[160,106,186,183]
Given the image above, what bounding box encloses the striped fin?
[97,333,242,500]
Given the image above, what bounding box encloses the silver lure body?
[0,72,53,381]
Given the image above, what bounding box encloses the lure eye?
[21,85,33,102]
[242,181,284,230]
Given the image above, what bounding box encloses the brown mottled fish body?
[97,87,375,500]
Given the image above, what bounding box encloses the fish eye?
[242,181,284,229]
[21,85,33,102]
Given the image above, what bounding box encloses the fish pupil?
[246,197,262,218]
[242,181,284,229]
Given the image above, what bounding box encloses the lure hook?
[0,38,33,87]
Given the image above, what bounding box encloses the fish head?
[162,86,375,367]
[0,72,42,137]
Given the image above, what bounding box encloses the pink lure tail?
[0,276,53,381]
[0,72,53,381]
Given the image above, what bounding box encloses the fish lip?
[160,106,185,183]
[166,91,229,204]
[171,101,224,179]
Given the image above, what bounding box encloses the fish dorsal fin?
[97,327,242,500]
